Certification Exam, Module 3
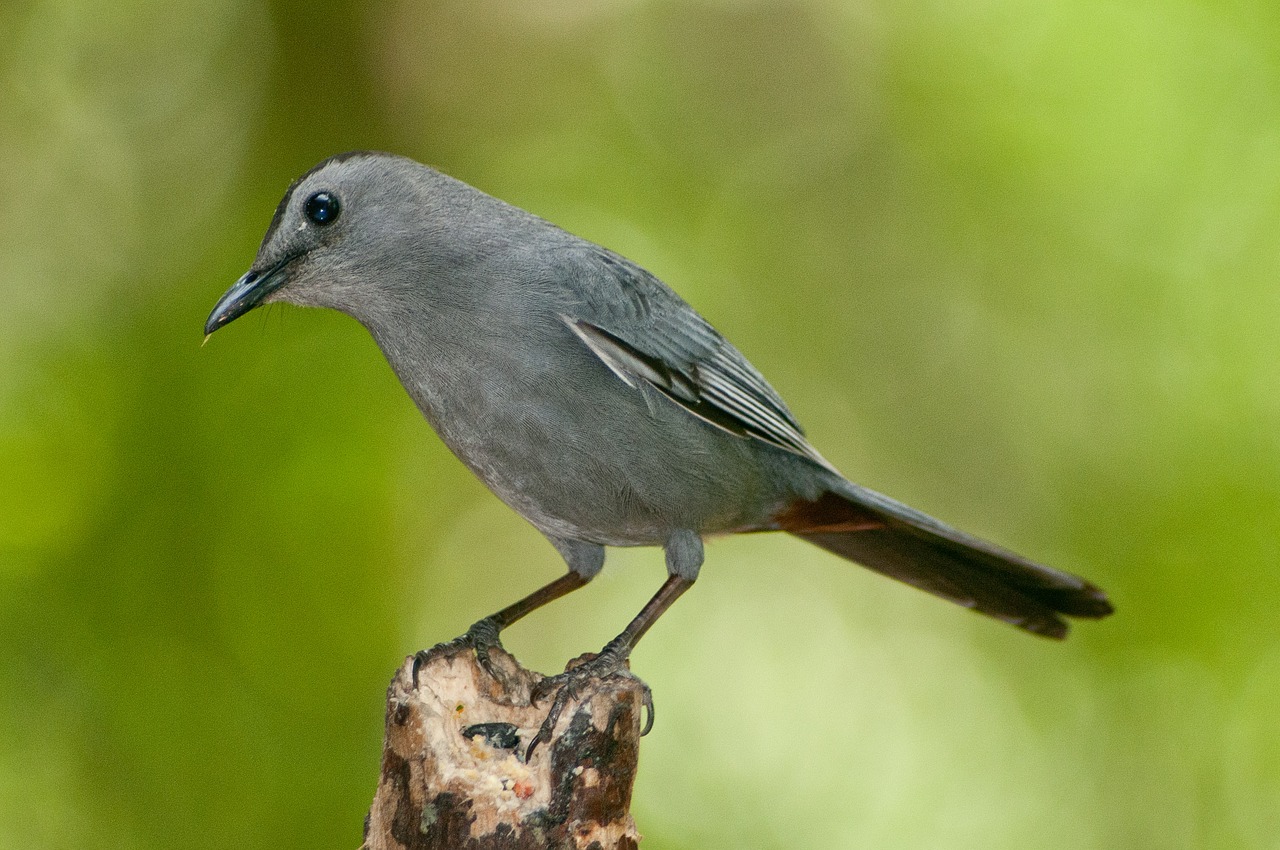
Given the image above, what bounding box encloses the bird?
[205,151,1112,757]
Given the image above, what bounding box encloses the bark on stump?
[360,645,644,850]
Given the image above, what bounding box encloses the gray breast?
[388,316,779,545]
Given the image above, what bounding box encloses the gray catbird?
[207,151,1112,754]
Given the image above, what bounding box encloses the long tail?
[773,480,1113,638]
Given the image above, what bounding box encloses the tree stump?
[360,645,645,850]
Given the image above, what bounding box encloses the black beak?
[204,254,298,336]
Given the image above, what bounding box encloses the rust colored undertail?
[774,484,1112,639]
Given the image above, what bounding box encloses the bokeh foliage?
[3,0,1279,847]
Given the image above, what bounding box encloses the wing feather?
[559,247,835,471]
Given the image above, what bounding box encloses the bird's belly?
[421,379,775,546]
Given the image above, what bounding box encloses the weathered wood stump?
[360,645,645,850]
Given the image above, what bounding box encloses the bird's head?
[205,151,453,336]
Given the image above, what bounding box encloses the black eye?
[304,191,340,226]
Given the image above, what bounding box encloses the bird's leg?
[412,570,590,686]
[524,572,694,761]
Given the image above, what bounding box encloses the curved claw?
[639,682,655,737]
[411,617,505,688]
[520,647,656,762]
[522,680,579,762]
[411,645,452,688]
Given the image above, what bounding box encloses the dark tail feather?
[776,484,1113,639]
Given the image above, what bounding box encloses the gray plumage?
[206,151,1112,652]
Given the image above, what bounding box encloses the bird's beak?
[204,254,298,336]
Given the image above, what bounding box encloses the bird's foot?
[412,617,506,688]
[522,638,654,762]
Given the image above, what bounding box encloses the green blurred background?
[3,0,1278,847]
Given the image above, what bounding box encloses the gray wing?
[559,246,836,472]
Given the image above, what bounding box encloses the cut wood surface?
[361,645,645,850]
